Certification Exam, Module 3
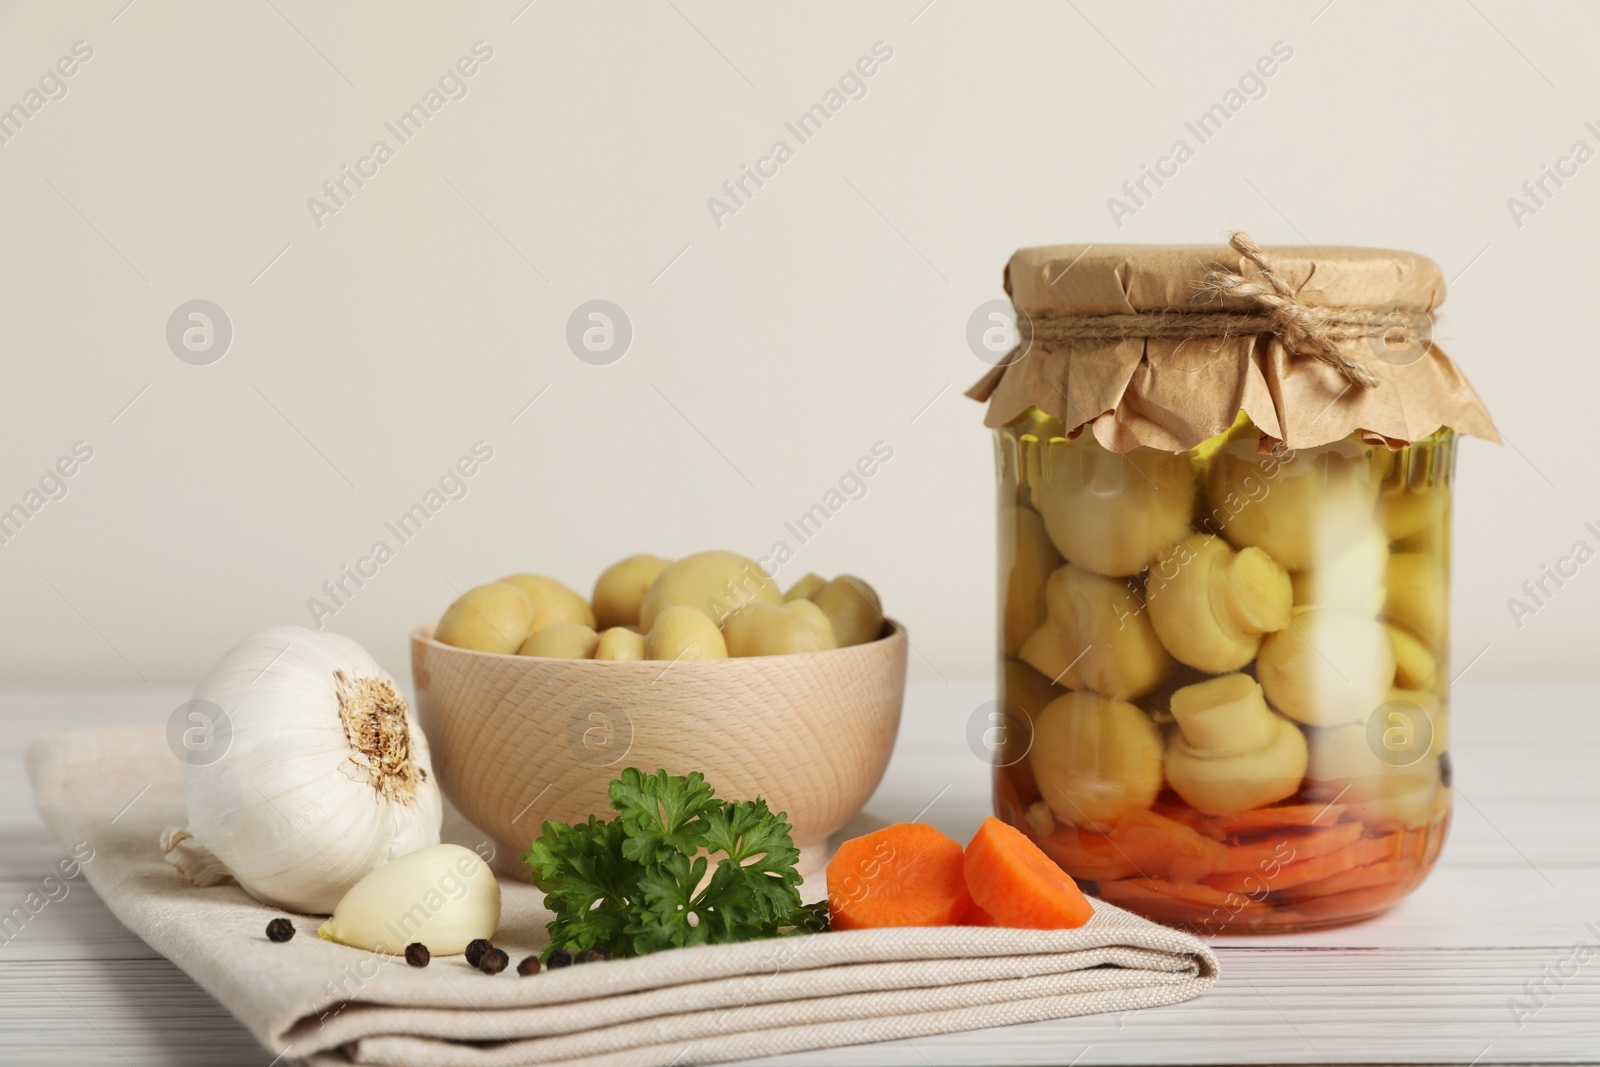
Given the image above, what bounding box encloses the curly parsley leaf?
[525,768,823,960]
[609,768,717,865]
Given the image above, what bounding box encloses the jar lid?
[967,234,1499,452]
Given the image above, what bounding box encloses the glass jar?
[994,409,1456,931]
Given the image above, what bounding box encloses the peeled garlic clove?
[645,605,728,660]
[518,622,600,659]
[782,598,838,643]
[811,575,885,647]
[1204,441,1380,571]
[1256,607,1395,727]
[1289,527,1388,615]
[594,626,646,661]
[1146,534,1291,673]
[1001,506,1061,656]
[1031,435,1196,578]
[721,601,836,657]
[783,572,827,602]
[1020,564,1172,699]
[591,555,670,631]
[639,550,782,631]
[317,844,500,955]
[1384,552,1447,649]
[498,574,596,633]
[1163,674,1308,815]
[1029,691,1164,830]
[435,583,536,654]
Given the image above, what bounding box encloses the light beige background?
[0,0,1593,686]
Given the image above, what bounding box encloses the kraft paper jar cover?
[967,242,1499,452]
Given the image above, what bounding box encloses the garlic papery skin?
[317,844,500,955]
[162,626,442,914]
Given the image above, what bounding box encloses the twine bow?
[1016,232,1434,388]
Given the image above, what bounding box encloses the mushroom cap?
[1257,608,1396,727]
[1031,437,1196,578]
[1030,691,1164,830]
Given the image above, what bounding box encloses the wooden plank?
[0,960,273,1066]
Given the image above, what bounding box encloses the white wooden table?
[5,680,1597,1066]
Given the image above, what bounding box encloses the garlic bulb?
[161,626,442,914]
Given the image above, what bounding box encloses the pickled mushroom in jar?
[1018,563,1173,700]
[1204,441,1381,571]
[1000,505,1061,656]
[1028,691,1164,830]
[1384,552,1448,649]
[1162,674,1308,815]
[1256,607,1396,728]
[1289,527,1388,615]
[1029,435,1196,578]
[1305,714,1441,830]
[1145,533,1292,674]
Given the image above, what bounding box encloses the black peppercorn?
[546,948,573,969]
[405,943,430,968]
[575,947,611,964]
[265,918,295,943]
[516,955,542,977]
[1439,751,1453,788]
[464,938,491,968]
[478,948,509,975]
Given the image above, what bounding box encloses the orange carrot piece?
[1039,808,1233,883]
[1150,800,1220,838]
[964,817,1093,929]
[1202,833,1401,895]
[1210,821,1365,874]
[1277,882,1412,924]
[1275,860,1419,902]
[1036,825,1142,882]
[958,900,998,927]
[1111,809,1231,883]
[1093,877,1265,926]
[827,823,971,931]
[1208,803,1349,836]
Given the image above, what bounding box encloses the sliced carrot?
[1275,860,1419,902]
[1036,825,1142,882]
[1210,821,1365,874]
[1111,809,1231,883]
[964,817,1093,929]
[826,823,970,931]
[1154,799,1352,842]
[1038,808,1233,883]
[1207,803,1349,836]
[1151,799,1216,836]
[1202,833,1401,895]
[1277,882,1412,924]
[958,899,998,927]
[1093,877,1265,926]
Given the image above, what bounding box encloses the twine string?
[1015,232,1433,387]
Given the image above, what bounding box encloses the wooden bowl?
[410,621,908,877]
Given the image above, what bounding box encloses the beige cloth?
[27,724,1219,1067]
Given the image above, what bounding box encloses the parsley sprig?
[525,768,828,959]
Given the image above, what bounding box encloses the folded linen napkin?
[28,724,1219,1067]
